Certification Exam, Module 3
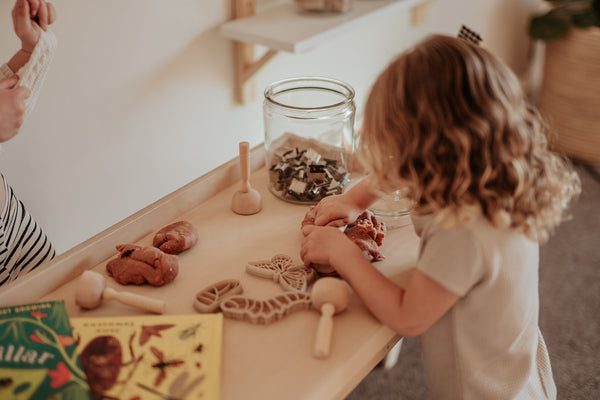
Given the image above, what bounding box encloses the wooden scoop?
[311,277,349,359]
[231,141,262,215]
[75,270,165,314]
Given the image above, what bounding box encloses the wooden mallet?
[231,141,262,215]
[75,270,165,314]
[311,277,349,359]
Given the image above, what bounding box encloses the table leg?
[383,338,403,370]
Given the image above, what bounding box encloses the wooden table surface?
[1,162,420,400]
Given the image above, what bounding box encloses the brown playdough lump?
[301,208,386,262]
[106,244,179,286]
[344,211,386,261]
[152,221,199,254]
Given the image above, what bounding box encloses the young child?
[300,34,581,399]
[0,0,57,287]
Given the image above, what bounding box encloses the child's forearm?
[330,249,411,332]
[345,175,381,210]
[335,253,459,337]
[342,268,411,333]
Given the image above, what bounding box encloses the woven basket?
[537,27,600,165]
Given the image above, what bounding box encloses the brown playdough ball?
[344,211,387,261]
[106,244,179,286]
[153,221,199,254]
[301,208,386,277]
[301,207,386,260]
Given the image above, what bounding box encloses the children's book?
[0,301,93,399]
[70,313,223,400]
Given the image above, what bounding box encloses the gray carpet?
[347,163,600,399]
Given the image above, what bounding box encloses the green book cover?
[0,301,92,399]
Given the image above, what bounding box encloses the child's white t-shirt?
[411,214,556,400]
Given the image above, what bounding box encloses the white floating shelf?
[220,0,425,54]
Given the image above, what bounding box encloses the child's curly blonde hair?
[359,34,581,243]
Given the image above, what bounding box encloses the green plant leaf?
[529,12,572,40]
[572,10,599,26]
[592,0,600,24]
[545,0,593,4]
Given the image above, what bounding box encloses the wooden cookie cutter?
[220,292,312,325]
[194,279,243,313]
[193,255,316,324]
[246,254,316,292]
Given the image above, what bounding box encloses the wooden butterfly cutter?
[246,254,316,292]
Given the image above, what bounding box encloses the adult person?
[0,0,57,286]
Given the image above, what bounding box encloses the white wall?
[0,0,541,254]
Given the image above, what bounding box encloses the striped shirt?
[0,175,55,286]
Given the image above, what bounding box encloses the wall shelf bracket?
[225,0,433,104]
[233,0,278,104]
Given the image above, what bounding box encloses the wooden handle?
[239,141,250,193]
[313,303,335,359]
[103,288,165,314]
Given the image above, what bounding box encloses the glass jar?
[343,177,412,229]
[351,116,412,228]
[368,189,412,228]
[263,77,356,204]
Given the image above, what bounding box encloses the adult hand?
[0,76,31,142]
[12,0,57,53]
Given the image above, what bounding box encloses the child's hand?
[310,194,364,228]
[300,224,362,270]
[12,0,56,53]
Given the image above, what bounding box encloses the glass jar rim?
[264,76,355,111]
